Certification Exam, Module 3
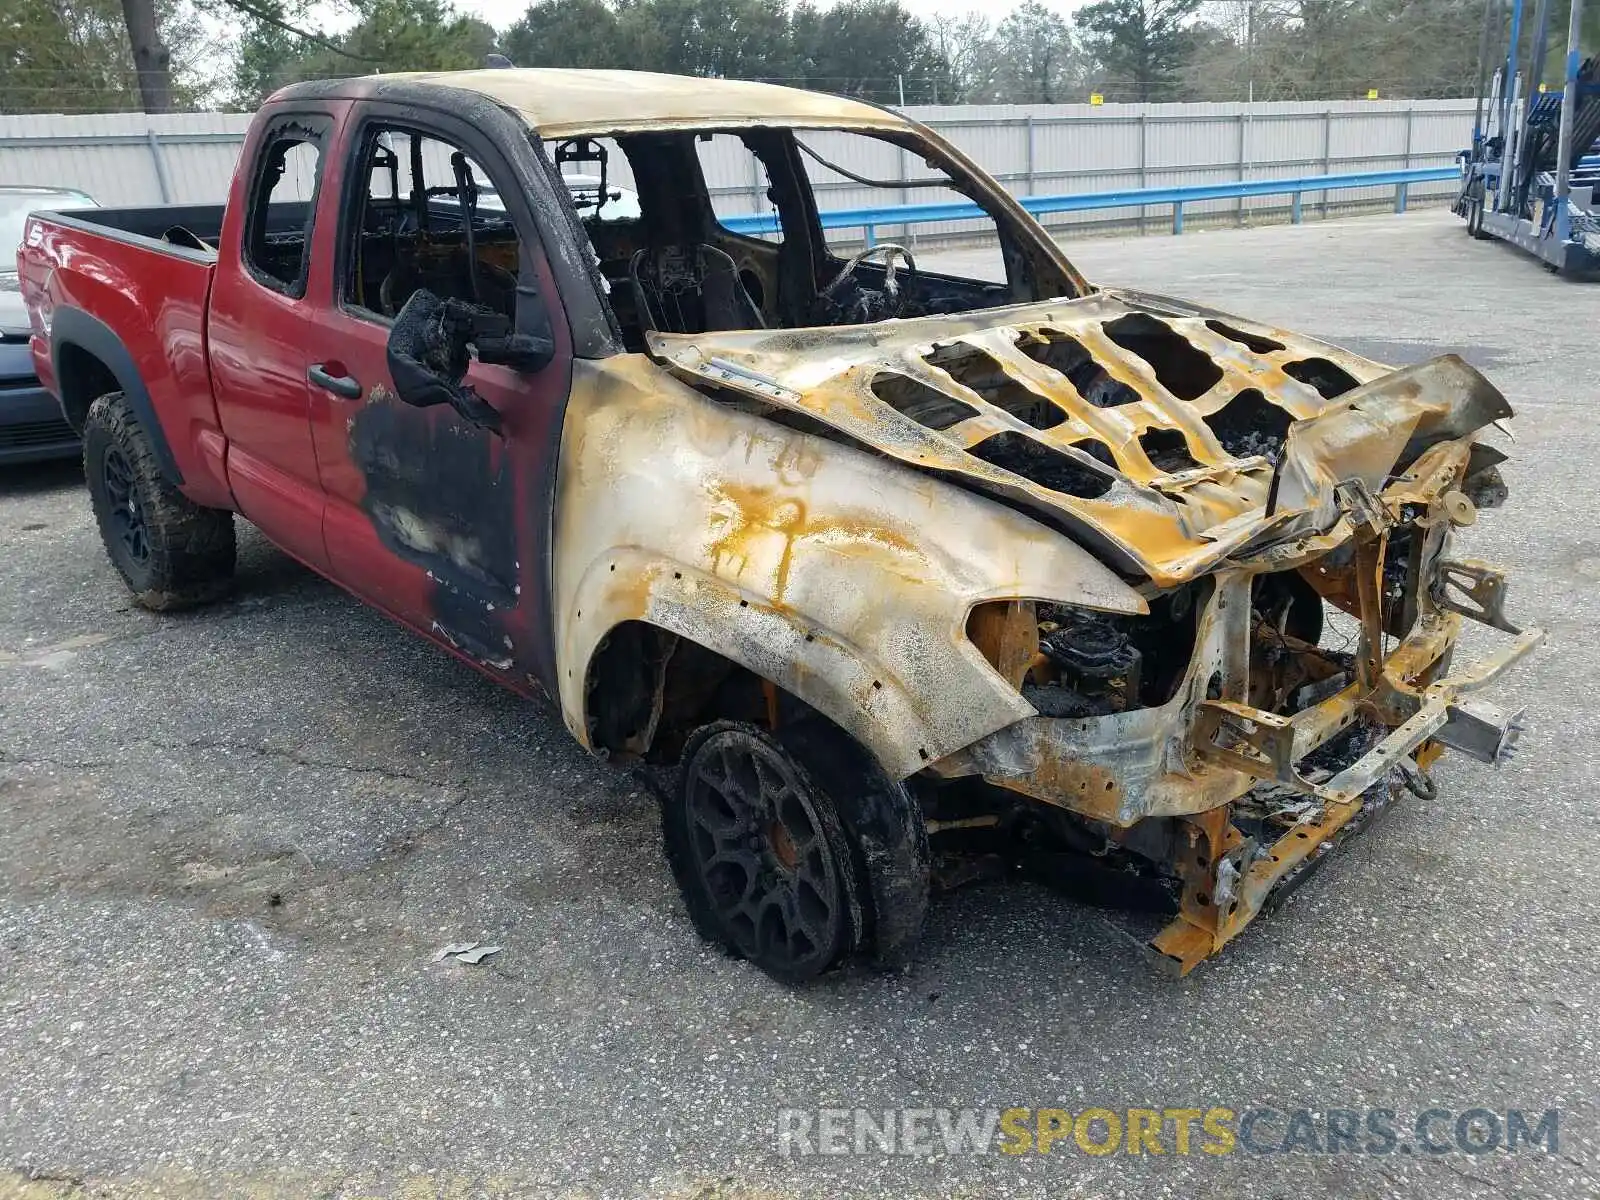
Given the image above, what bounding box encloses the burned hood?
[648,290,1511,585]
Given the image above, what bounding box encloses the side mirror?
[475,306,556,372]
[385,289,555,434]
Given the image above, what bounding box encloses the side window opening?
[695,133,780,245]
[547,131,783,348]
[548,124,1039,346]
[244,122,324,296]
[555,136,641,227]
[344,126,524,323]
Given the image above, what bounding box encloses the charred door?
[304,105,574,696]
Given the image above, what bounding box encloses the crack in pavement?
[1,737,462,792]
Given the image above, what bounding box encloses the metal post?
[1471,0,1498,154]
[1501,0,1525,157]
[1397,105,1414,213]
[1292,191,1303,223]
[1526,0,1555,107]
[1554,0,1584,221]
[1246,0,1257,103]
[1503,71,1525,210]
[1321,109,1333,218]
[1025,116,1036,197]
[1237,110,1249,226]
[1138,112,1149,236]
[146,129,174,203]
[897,144,911,244]
[1173,201,1185,235]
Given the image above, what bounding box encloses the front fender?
[563,552,974,776]
[553,356,1146,779]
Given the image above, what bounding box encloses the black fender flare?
[51,305,183,485]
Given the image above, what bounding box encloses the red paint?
[19,93,573,696]
[21,219,234,508]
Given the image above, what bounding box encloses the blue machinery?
[722,166,1457,244]
[1457,0,1600,274]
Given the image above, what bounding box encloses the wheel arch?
[576,602,943,781]
[51,306,182,484]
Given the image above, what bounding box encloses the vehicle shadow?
[0,456,82,497]
[228,521,326,602]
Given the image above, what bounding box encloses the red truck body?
[20,91,574,697]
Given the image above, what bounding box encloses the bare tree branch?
[214,0,379,61]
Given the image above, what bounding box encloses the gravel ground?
[1,208,1596,1199]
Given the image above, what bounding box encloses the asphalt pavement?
[1,208,1596,1199]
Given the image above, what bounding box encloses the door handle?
[308,363,362,400]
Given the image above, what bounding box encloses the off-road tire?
[82,391,235,610]
[662,721,865,984]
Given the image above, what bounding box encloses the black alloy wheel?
[669,723,860,983]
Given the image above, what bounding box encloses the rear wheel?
[1466,189,1490,240]
[83,391,236,610]
[663,722,863,983]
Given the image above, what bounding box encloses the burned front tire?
[83,391,235,611]
[663,721,865,984]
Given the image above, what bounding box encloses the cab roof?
[373,68,914,139]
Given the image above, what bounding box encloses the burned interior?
[547,126,1074,348]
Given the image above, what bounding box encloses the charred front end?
[651,290,1540,974]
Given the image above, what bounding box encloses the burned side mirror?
[473,297,555,373]
[386,290,555,433]
[386,289,500,433]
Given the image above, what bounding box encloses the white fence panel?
[0,99,1474,238]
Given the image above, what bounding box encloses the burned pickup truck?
[18,69,1538,980]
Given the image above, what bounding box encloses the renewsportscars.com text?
[776,1106,1560,1158]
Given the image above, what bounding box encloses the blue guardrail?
[721,166,1458,242]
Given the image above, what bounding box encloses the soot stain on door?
[349,390,520,667]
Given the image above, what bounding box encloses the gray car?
[2,185,96,464]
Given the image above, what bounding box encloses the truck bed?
[39,200,309,256]
[19,205,246,509]
[58,203,227,251]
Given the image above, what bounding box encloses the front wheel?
[83,391,236,610]
[662,722,864,984]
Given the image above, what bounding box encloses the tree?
[502,0,626,68]
[121,0,172,110]
[613,0,795,80]
[293,0,494,77]
[221,0,318,107]
[791,0,945,101]
[1,0,210,113]
[992,0,1083,103]
[925,10,1000,102]
[1076,0,1204,100]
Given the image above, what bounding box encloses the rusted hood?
[648,290,1511,585]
